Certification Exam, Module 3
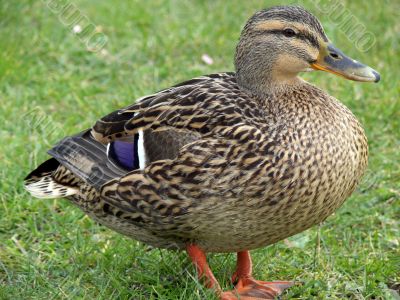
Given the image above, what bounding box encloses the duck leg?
[186,244,222,291]
[222,251,295,300]
[187,246,294,300]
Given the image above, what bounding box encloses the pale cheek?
[274,54,310,74]
[308,46,320,61]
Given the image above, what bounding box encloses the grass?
[0,0,399,299]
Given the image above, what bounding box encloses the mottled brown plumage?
[25,5,380,299]
[90,75,369,253]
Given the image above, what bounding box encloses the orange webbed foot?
[221,277,295,300]
[186,247,296,300]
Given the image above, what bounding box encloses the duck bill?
[311,43,380,83]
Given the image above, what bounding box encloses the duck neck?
[235,55,304,98]
[236,70,304,99]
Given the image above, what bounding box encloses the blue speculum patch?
[108,134,139,171]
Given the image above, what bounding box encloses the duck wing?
[89,73,272,232]
[91,72,266,143]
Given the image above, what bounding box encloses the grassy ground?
[0,0,399,299]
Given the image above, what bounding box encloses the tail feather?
[48,130,127,190]
[25,129,136,199]
[24,158,78,199]
[24,174,78,199]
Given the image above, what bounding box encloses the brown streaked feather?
[91,74,221,143]
[88,82,368,252]
[91,72,269,143]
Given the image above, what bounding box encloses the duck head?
[235,6,380,96]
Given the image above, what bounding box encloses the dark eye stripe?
[260,29,320,49]
[300,32,320,49]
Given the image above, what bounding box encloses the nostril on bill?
[329,52,341,59]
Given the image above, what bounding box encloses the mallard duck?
[25,5,380,299]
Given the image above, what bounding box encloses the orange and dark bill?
[311,43,380,83]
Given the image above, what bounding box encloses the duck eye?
[283,28,296,37]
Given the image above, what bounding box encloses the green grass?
[0,0,399,299]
